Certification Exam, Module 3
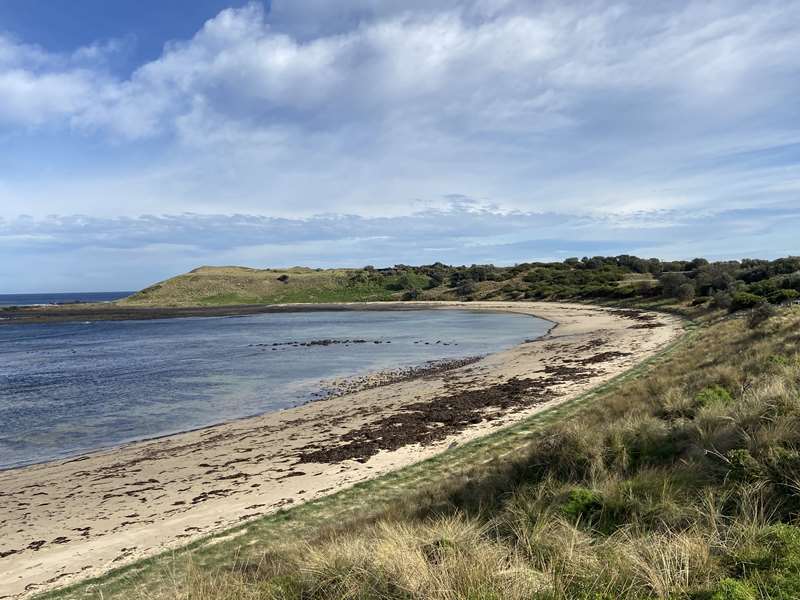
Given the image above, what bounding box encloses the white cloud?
[10,1,798,138]
[0,0,798,257]
[3,204,799,292]
[0,32,130,127]
[0,69,94,125]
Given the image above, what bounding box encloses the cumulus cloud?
[0,0,799,290]
[6,1,800,140]
[0,33,129,127]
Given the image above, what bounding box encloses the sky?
[1,1,799,292]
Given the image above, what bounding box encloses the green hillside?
[120,256,800,315]
[121,266,413,306]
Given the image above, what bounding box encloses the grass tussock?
[82,307,800,599]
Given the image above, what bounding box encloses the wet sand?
[0,302,682,598]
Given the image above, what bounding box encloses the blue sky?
[1,1,799,292]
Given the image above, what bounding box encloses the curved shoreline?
[2,300,549,326]
[0,306,546,473]
[0,301,682,598]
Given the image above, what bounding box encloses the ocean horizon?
[0,291,134,307]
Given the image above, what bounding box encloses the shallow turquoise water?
[0,309,549,469]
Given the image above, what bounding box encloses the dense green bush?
[731,292,765,311]
[768,289,800,304]
[733,525,800,599]
[695,385,733,408]
[678,282,697,301]
[362,255,800,306]
[712,291,734,309]
[725,449,763,483]
[561,487,603,522]
[457,279,478,296]
[706,578,756,600]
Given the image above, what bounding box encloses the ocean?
[0,309,549,469]
[0,291,134,307]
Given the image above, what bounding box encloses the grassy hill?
[120,256,800,315]
[120,266,404,306]
[43,304,800,599]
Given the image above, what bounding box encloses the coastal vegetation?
[42,301,800,599]
[119,257,800,316]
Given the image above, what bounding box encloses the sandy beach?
[0,302,682,598]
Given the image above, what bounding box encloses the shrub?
[561,487,603,522]
[748,303,777,329]
[764,447,800,491]
[695,385,733,408]
[385,272,428,291]
[678,283,697,302]
[707,578,756,600]
[725,449,763,483]
[457,279,478,296]
[731,292,764,312]
[712,292,734,310]
[660,272,690,297]
[733,524,800,599]
[768,289,800,304]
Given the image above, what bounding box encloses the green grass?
[194,286,394,306]
[121,266,397,307]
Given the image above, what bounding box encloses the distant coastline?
[0,291,133,307]
[0,300,497,325]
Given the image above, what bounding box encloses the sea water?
[0,309,550,469]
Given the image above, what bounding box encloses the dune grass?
[41,305,800,599]
[38,315,690,600]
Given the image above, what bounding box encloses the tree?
[695,264,734,295]
[677,283,696,302]
[711,291,733,310]
[688,257,710,271]
[768,289,799,304]
[457,279,478,297]
[659,272,689,297]
[731,292,764,311]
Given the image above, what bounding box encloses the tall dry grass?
[138,307,800,599]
